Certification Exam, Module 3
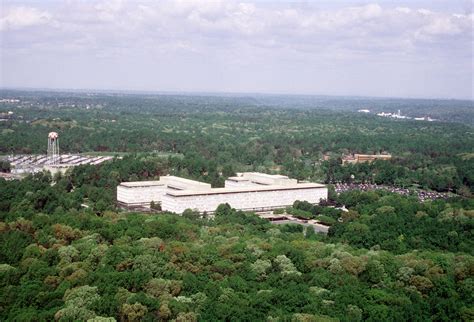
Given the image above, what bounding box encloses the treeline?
[1,197,473,321]
[329,190,473,254]
[1,93,473,193]
[319,157,473,193]
[1,90,473,124]
[1,157,473,321]
[0,155,234,217]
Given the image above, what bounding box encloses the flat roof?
[243,172,288,179]
[226,177,250,182]
[354,154,391,157]
[165,182,326,197]
[161,175,211,186]
[119,176,211,189]
[119,181,163,188]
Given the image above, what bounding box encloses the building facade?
[117,173,328,213]
[116,176,211,209]
[162,183,327,214]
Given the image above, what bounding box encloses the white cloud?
[0,6,52,31]
[94,0,125,22]
[395,7,412,14]
[413,11,472,43]
[418,9,433,16]
[1,1,472,98]
[3,1,468,52]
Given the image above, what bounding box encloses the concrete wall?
[162,186,328,213]
[117,184,166,207]
[117,174,327,212]
[117,176,211,208]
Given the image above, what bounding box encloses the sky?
[0,0,473,99]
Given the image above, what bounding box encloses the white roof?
[227,176,250,181]
[243,172,288,179]
[119,181,163,188]
[165,182,326,197]
[161,175,211,187]
[119,176,211,190]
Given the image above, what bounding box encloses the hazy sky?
[1,0,473,99]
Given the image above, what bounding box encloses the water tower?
[47,132,60,164]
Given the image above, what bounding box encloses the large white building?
[116,176,211,209]
[117,172,327,214]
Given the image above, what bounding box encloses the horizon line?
[0,86,473,102]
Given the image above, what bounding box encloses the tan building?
[342,154,392,165]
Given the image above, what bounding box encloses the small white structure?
[117,172,328,213]
[47,132,60,165]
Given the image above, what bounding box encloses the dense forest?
[1,170,473,321]
[0,90,473,194]
[0,90,473,321]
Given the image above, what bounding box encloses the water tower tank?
[48,132,59,139]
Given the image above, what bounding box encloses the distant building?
[342,154,392,165]
[5,154,114,176]
[117,172,328,214]
[2,133,114,176]
[374,110,434,121]
[414,116,436,122]
[0,172,22,181]
[0,99,20,103]
[0,111,14,121]
[357,109,370,113]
